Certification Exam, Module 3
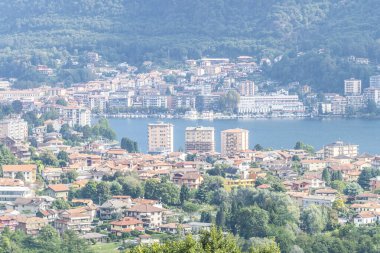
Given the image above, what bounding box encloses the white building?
[238,95,305,115]
[0,118,28,140]
[364,87,380,105]
[0,186,34,203]
[148,122,174,154]
[143,96,168,108]
[369,75,380,88]
[323,141,358,158]
[239,80,255,96]
[344,78,362,96]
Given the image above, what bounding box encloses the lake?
[106,118,380,154]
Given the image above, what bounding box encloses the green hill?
[0,0,379,91]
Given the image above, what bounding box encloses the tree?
[52,198,71,210]
[300,205,327,234]
[57,151,69,162]
[118,176,144,198]
[343,182,363,196]
[0,145,17,167]
[11,100,23,114]
[96,181,111,204]
[46,124,54,133]
[56,98,68,106]
[254,144,264,151]
[121,137,139,153]
[358,168,380,190]
[218,90,240,113]
[250,240,281,253]
[236,206,269,239]
[39,152,59,166]
[322,168,331,186]
[180,185,190,205]
[331,170,343,181]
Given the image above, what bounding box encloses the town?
[0,54,379,252]
[0,54,379,123]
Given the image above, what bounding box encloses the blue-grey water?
[107,118,380,154]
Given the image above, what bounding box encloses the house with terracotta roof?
[16,216,48,235]
[99,198,132,220]
[54,207,95,233]
[0,215,18,232]
[2,164,37,183]
[126,204,164,228]
[353,211,379,226]
[110,217,144,236]
[171,172,203,189]
[45,184,70,199]
[159,223,191,234]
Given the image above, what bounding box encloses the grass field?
[90,242,121,253]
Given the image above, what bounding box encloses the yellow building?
[224,179,255,192]
[185,126,215,153]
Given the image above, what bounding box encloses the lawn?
[90,242,121,253]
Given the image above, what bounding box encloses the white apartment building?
[323,141,358,158]
[0,186,34,203]
[364,87,380,105]
[238,95,305,114]
[51,105,91,127]
[369,75,380,88]
[344,78,362,95]
[331,95,347,115]
[221,128,249,156]
[142,96,168,108]
[239,80,255,96]
[0,118,28,140]
[185,126,215,153]
[148,122,174,154]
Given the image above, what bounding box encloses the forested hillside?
[0,0,380,91]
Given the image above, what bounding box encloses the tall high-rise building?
[148,122,174,154]
[344,78,362,96]
[370,75,380,88]
[323,141,358,158]
[239,80,255,96]
[221,128,249,156]
[185,126,215,153]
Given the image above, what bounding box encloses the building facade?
[148,122,174,154]
[0,118,28,140]
[344,78,362,96]
[185,126,215,153]
[221,128,249,156]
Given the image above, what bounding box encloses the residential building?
[302,195,335,208]
[354,211,378,226]
[369,75,380,88]
[323,141,358,158]
[0,186,34,203]
[110,217,144,236]
[238,95,305,115]
[55,207,94,233]
[223,179,256,191]
[172,172,204,189]
[0,118,28,140]
[185,126,215,153]
[221,128,249,156]
[364,87,380,105]
[159,223,191,234]
[370,176,380,191]
[239,80,255,96]
[2,164,37,183]
[148,122,174,154]
[45,184,70,200]
[344,78,362,95]
[99,198,132,220]
[16,216,48,235]
[126,204,164,228]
